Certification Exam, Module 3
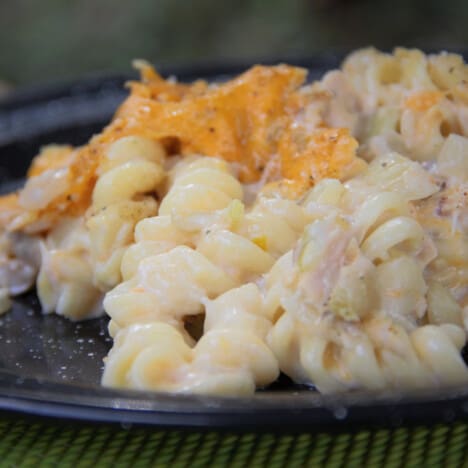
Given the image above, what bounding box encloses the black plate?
[1,57,468,430]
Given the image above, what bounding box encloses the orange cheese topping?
[0,64,361,231]
[278,127,359,198]
[112,64,308,182]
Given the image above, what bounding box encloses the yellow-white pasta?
[103,283,279,395]
[399,99,455,161]
[340,48,468,164]
[437,134,468,179]
[196,230,275,282]
[271,311,468,393]
[240,195,311,256]
[0,48,467,396]
[86,136,165,291]
[267,148,468,393]
[0,232,40,309]
[121,155,306,287]
[37,217,103,320]
[159,156,242,217]
[356,153,439,201]
[426,281,463,327]
[105,246,236,337]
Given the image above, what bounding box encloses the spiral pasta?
[86,136,165,291]
[37,217,103,321]
[120,157,242,279]
[111,155,311,335]
[105,246,236,337]
[102,283,279,395]
[271,313,468,393]
[120,155,297,286]
[317,48,468,164]
[267,154,468,392]
[107,156,263,336]
[414,137,468,314]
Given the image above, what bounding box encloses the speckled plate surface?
[1,58,468,429]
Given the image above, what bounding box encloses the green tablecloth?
[0,418,467,467]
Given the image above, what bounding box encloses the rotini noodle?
[103,283,279,394]
[37,217,103,320]
[86,136,166,290]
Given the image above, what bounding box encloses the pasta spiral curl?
[102,283,279,395]
[113,156,311,335]
[238,193,311,257]
[107,156,269,338]
[104,246,236,339]
[121,156,281,285]
[337,48,468,162]
[415,135,468,313]
[120,156,243,280]
[86,136,166,291]
[37,217,103,320]
[270,312,468,393]
[163,156,276,282]
[267,153,468,392]
[103,155,306,390]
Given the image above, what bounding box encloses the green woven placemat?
[1,418,467,467]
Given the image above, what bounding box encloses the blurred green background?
[0,0,466,86]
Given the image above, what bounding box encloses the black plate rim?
[1,371,468,429]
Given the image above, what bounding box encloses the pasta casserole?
[0,48,466,395]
